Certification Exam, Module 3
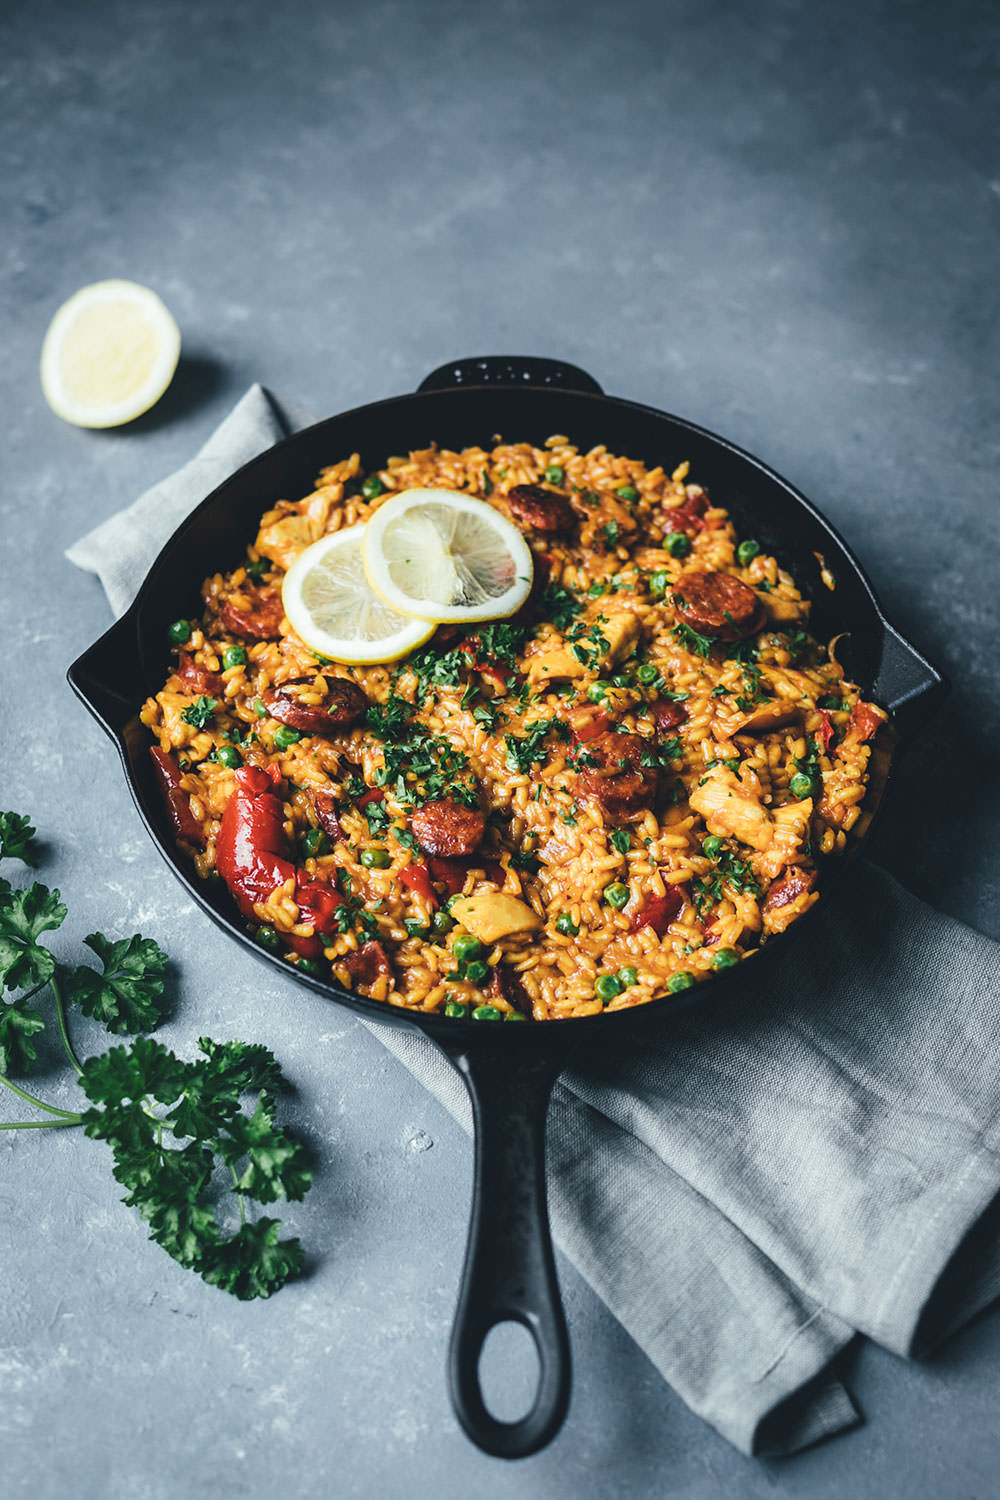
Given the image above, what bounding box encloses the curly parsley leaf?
[0,996,47,1075]
[0,883,66,993]
[180,695,218,730]
[63,933,169,1035]
[0,812,37,866]
[79,1036,310,1300]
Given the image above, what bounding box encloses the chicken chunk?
[689,764,773,851]
[451,892,542,944]
[255,514,323,572]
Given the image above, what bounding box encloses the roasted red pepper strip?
[428,856,468,897]
[400,862,439,908]
[816,709,835,751]
[295,875,344,935]
[630,883,688,937]
[216,766,296,920]
[149,747,205,847]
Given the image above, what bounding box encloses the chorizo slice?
[150,747,205,846]
[309,788,345,844]
[506,483,576,535]
[219,585,286,641]
[763,868,817,913]
[262,677,369,735]
[660,487,710,536]
[672,571,765,641]
[176,653,224,699]
[578,732,659,816]
[410,798,486,859]
[342,940,393,985]
[490,963,533,1016]
[650,698,688,735]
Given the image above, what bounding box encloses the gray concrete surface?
[2,0,999,1495]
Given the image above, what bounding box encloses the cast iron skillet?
[68,356,946,1460]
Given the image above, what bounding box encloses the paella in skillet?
[140,436,885,1022]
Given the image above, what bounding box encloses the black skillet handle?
[441,1044,571,1458]
[418,356,604,395]
[871,619,948,743]
[67,609,144,735]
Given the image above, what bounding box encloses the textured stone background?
[1,0,998,1496]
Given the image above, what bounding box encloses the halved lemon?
[361,488,534,624]
[40,279,181,428]
[281,525,436,665]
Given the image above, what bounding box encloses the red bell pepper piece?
[428,856,468,897]
[216,766,296,920]
[630,884,688,937]
[816,709,835,751]
[149,747,205,847]
[358,786,385,809]
[400,862,439,908]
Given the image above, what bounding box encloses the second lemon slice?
[361,489,534,624]
[281,525,435,664]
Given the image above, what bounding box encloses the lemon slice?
[361,488,534,624]
[40,280,181,428]
[281,525,436,665]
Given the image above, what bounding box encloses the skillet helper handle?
[872,620,948,743]
[445,1047,570,1458]
[418,355,604,395]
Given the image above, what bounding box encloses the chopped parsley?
[180,696,218,730]
[538,581,583,632]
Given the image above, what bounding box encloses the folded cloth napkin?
[67,386,1000,1456]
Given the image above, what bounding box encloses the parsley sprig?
[0,809,311,1300]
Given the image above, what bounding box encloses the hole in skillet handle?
[418,356,604,395]
[441,1041,571,1459]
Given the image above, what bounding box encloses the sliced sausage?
[150,747,205,846]
[176,653,224,699]
[342,940,393,985]
[262,677,368,735]
[410,798,486,858]
[660,487,710,536]
[630,883,687,937]
[650,698,688,735]
[309,788,345,844]
[763,867,817,912]
[506,483,576,535]
[578,732,659,816]
[672,571,765,641]
[490,963,532,1016]
[219,585,285,641]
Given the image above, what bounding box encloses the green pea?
[737,539,761,567]
[361,476,385,500]
[636,663,659,684]
[465,960,490,985]
[615,484,639,502]
[588,681,611,703]
[603,881,629,909]
[648,570,670,596]
[452,933,484,964]
[668,970,695,993]
[664,532,690,558]
[168,619,191,644]
[544,464,564,484]
[610,671,631,687]
[473,1004,502,1021]
[702,835,724,858]
[504,1010,527,1021]
[223,645,248,669]
[302,828,331,858]
[297,957,326,979]
[789,773,816,800]
[404,918,431,939]
[216,744,243,770]
[254,925,283,952]
[595,974,623,1002]
[254,699,269,719]
[445,1000,469,1019]
[555,912,579,937]
[617,966,639,988]
[711,948,740,970]
[432,908,455,935]
[273,725,303,750]
[360,847,391,869]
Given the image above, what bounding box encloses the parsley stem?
[0,1072,82,1119]
[0,1116,81,1130]
[230,1165,247,1225]
[50,973,84,1077]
